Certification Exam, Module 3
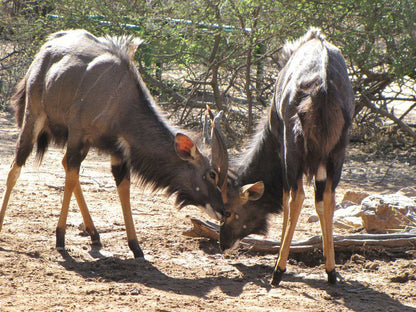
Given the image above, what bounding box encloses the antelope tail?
[11,77,27,128]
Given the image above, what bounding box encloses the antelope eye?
[224,211,231,218]
[208,170,217,181]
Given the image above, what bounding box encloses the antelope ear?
[175,133,200,161]
[239,181,265,201]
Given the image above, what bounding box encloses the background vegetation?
[1,0,415,152]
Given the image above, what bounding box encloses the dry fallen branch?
[183,217,416,254]
[360,92,416,140]
[183,218,220,240]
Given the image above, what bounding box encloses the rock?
[334,216,363,229]
[310,204,364,229]
[361,194,416,233]
[334,205,363,229]
[350,254,365,263]
[335,205,363,218]
[336,200,356,210]
[342,191,370,204]
[308,214,319,223]
[307,192,416,233]
[396,187,416,198]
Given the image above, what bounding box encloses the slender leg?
[0,162,22,231]
[56,141,88,251]
[322,179,336,284]
[56,167,79,250]
[315,169,337,284]
[280,190,290,243]
[271,179,304,286]
[111,155,143,258]
[1,113,38,231]
[61,154,101,246]
[314,171,328,259]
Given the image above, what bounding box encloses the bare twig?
[138,62,186,104]
[360,92,416,139]
[398,102,416,121]
[0,50,21,63]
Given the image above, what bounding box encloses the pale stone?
[335,205,363,218]
[342,191,370,204]
[361,194,416,233]
[334,216,362,229]
[308,214,319,223]
[396,187,416,198]
[334,205,363,229]
[336,200,356,210]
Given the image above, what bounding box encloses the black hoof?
[90,230,102,247]
[327,269,337,284]
[133,249,144,259]
[92,240,102,247]
[128,239,144,258]
[91,240,103,248]
[56,227,66,250]
[270,267,286,286]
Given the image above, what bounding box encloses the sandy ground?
[0,112,415,311]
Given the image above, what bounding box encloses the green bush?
[1,0,414,144]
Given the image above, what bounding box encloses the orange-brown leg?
[271,179,304,286]
[1,112,38,232]
[61,154,101,246]
[0,162,22,231]
[111,155,143,258]
[280,190,290,243]
[56,167,79,250]
[320,179,336,284]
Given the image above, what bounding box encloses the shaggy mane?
[100,35,144,65]
[279,27,325,67]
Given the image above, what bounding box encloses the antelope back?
[14,29,229,217]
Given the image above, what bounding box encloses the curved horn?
[202,110,211,145]
[210,110,228,191]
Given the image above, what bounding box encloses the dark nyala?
[218,27,354,285]
[0,29,227,259]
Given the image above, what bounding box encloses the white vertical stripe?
[316,164,327,181]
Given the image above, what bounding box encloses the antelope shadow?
[57,250,268,298]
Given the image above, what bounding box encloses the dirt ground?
[0,111,415,312]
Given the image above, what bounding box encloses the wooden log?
[182,218,219,240]
[183,217,416,254]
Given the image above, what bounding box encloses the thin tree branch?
[360,92,416,139]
